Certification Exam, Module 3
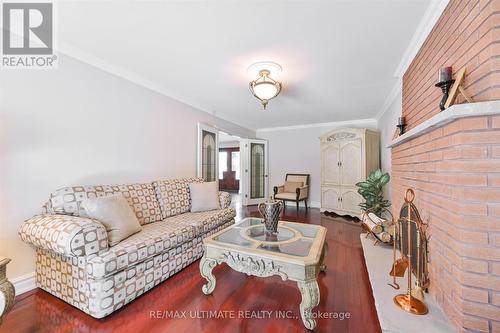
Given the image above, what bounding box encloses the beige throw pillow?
[82,195,142,246]
[189,181,220,212]
[284,181,303,193]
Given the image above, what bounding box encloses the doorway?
[218,133,241,193]
[197,124,268,207]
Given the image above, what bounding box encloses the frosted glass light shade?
[248,65,282,109]
[253,82,279,100]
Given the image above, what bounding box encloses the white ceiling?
[57,0,431,130]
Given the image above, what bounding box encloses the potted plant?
[356,169,391,217]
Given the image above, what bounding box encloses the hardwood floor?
[0,207,381,333]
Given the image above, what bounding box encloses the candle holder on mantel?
[435,66,454,111]
[396,116,407,136]
[435,80,455,111]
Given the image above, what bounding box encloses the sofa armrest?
[19,214,108,258]
[296,185,309,200]
[218,191,232,209]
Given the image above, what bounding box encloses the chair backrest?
[285,174,310,186]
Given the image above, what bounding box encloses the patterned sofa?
[19,178,235,318]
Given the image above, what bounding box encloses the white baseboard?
[11,272,36,295]
[283,201,320,208]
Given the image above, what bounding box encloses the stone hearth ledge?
[360,235,455,333]
[388,100,500,148]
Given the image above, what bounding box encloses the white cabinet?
[320,128,380,218]
[321,186,341,211]
[321,144,340,185]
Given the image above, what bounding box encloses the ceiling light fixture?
[248,61,282,109]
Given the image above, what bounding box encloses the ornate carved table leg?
[297,279,320,330]
[200,256,218,295]
[320,242,329,272]
[0,257,15,324]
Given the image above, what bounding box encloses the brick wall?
[402,0,500,130]
[392,116,500,332]
[393,0,500,331]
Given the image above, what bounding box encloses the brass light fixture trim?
[248,61,283,109]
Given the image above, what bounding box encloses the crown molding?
[393,0,450,78]
[256,118,377,132]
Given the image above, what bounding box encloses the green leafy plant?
[356,169,391,216]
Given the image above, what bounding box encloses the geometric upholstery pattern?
[152,177,204,218]
[218,191,232,210]
[47,183,163,225]
[184,208,235,234]
[85,207,235,279]
[35,220,234,318]
[19,177,235,318]
[19,214,109,257]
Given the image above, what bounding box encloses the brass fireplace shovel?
[390,257,408,277]
[388,257,408,289]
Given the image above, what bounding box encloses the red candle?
[438,67,452,82]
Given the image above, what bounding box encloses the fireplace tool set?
[389,189,430,315]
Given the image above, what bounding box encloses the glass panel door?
[197,124,218,182]
[250,143,265,199]
[242,139,268,205]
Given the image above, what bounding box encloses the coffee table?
[199,217,328,330]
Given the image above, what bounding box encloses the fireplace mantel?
[388,100,500,148]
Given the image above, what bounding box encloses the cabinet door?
[341,188,362,214]
[322,144,340,185]
[340,139,362,186]
[321,187,341,210]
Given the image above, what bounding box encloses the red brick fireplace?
[389,0,500,331]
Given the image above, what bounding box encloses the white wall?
[219,140,240,148]
[377,91,402,200]
[0,54,254,281]
[257,120,378,207]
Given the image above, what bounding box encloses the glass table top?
[211,217,321,257]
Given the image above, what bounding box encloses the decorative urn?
[0,257,15,324]
[258,199,284,234]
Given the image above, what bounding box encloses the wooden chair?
[273,174,310,212]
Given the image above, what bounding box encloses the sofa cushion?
[153,177,203,218]
[164,207,236,234]
[189,181,220,212]
[48,183,163,225]
[85,207,235,279]
[86,217,196,279]
[81,195,142,246]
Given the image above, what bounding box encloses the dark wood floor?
[0,206,381,333]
